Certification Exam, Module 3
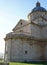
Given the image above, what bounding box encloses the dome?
[32,2,46,12]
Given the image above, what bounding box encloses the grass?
[0,60,47,65]
[10,62,43,65]
[9,62,47,65]
[0,60,4,62]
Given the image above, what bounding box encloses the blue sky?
[0,0,47,53]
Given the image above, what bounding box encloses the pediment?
[12,19,28,31]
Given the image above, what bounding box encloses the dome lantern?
[31,2,46,12]
[36,1,40,7]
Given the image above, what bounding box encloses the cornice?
[4,33,47,42]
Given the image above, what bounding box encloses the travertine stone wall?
[42,27,47,39]
[4,39,12,61]
[45,45,47,60]
[4,36,47,62]
[31,24,41,38]
[9,38,42,61]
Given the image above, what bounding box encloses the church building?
[4,2,47,62]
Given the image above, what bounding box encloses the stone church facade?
[4,2,47,62]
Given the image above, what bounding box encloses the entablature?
[4,32,47,42]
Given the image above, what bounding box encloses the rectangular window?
[25,50,27,54]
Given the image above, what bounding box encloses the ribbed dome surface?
[32,2,46,12]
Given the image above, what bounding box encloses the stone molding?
[4,33,47,42]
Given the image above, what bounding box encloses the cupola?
[32,1,46,12]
